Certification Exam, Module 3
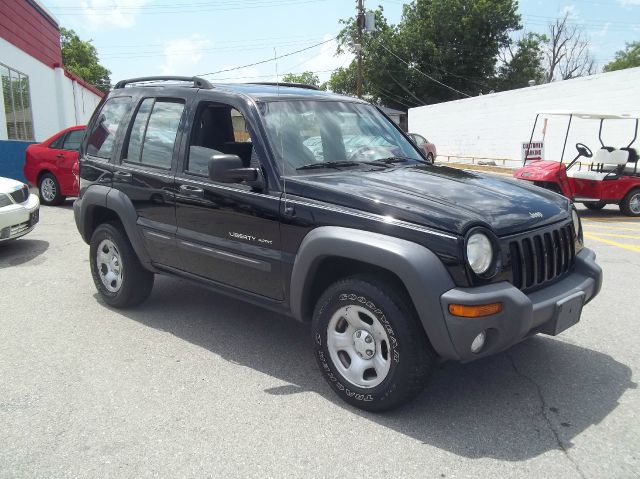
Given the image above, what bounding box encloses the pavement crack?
[507,353,587,479]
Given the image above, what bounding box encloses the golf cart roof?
[536,110,639,120]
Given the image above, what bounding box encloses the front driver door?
[173,96,284,300]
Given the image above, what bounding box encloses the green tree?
[604,41,640,72]
[60,27,111,93]
[281,71,321,86]
[330,0,521,109]
[496,33,546,90]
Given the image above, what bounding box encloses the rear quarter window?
[86,96,132,159]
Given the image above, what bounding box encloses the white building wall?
[0,37,102,142]
[409,68,640,166]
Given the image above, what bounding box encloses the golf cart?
[513,111,640,216]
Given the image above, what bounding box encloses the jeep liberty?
[74,76,602,411]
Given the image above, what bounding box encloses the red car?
[408,133,437,164]
[24,125,85,205]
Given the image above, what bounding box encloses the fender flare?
[75,185,152,268]
[289,226,459,359]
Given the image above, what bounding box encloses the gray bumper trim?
[438,248,602,362]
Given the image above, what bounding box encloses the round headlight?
[466,232,493,275]
[571,208,581,235]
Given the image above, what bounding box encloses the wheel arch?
[289,226,459,359]
[76,185,153,268]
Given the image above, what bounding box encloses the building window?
[0,64,35,141]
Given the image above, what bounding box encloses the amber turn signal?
[448,303,503,318]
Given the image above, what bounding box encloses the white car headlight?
[571,208,581,235]
[467,232,494,275]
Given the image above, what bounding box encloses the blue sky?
[41,0,639,85]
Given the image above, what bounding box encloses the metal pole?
[524,114,539,166]
[560,114,572,163]
[356,0,364,98]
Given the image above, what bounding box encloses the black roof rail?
[249,82,320,91]
[114,76,213,90]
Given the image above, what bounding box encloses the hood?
[514,160,564,181]
[287,165,571,237]
[0,176,26,193]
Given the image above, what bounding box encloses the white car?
[0,177,40,242]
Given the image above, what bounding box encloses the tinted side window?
[49,133,66,149]
[126,98,154,162]
[87,96,132,159]
[62,129,85,151]
[126,99,184,170]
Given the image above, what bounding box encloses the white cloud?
[161,34,213,75]
[81,0,146,29]
[288,34,354,83]
[561,4,578,19]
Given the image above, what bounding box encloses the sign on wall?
[521,141,544,163]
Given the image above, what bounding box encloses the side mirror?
[208,154,264,188]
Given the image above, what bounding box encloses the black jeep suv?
[74,76,602,411]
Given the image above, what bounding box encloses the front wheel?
[620,189,640,217]
[39,173,65,206]
[89,223,154,308]
[583,201,606,210]
[312,277,435,412]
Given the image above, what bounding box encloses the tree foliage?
[281,71,321,87]
[603,41,640,72]
[60,27,111,93]
[496,33,546,90]
[329,0,521,109]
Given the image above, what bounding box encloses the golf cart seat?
[568,148,629,181]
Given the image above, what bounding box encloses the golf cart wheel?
[312,276,435,412]
[620,189,640,217]
[90,222,154,308]
[39,172,65,206]
[583,201,606,211]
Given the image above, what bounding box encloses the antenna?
[275,48,288,209]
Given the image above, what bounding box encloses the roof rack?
[114,76,213,90]
[249,82,320,91]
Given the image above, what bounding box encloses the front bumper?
[439,248,602,362]
[0,193,40,242]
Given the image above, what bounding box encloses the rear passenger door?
[173,94,284,300]
[113,93,193,269]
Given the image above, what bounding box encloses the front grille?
[10,221,30,237]
[10,185,29,204]
[509,223,576,291]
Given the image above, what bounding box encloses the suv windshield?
[259,100,422,175]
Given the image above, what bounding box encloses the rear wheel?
[583,201,606,210]
[39,173,65,206]
[426,153,435,164]
[312,276,435,412]
[90,223,154,308]
[620,189,640,217]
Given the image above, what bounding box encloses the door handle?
[179,185,204,197]
[114,171,132,182]
[56,153,64,158]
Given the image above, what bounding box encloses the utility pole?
[356,0,364,98]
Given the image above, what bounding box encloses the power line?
[372,38,472,98]
[196,37,336,77]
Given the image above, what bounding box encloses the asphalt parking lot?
[1,201,638,479]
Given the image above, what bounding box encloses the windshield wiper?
[371,156,425,165]
[296,161,362,170]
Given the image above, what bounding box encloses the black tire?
[620,188,640,217]
[427,153,435,164]
[89,223,154,308]
[583,201,606,210]
[312,276,435,412]
[38,172,66,206]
